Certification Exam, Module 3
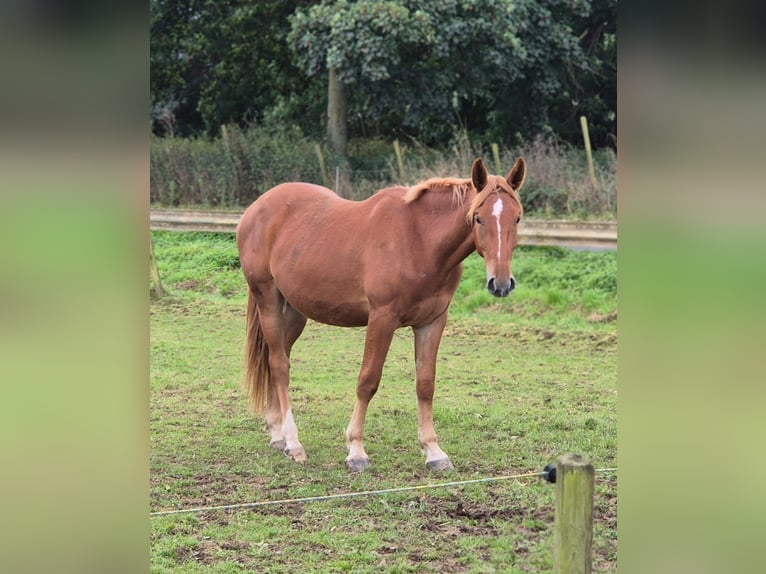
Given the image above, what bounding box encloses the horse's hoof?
[284,447,308,463]
[346,458,371,473]
[427,458,455,471]
[270,439,286,451]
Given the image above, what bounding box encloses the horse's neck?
[443,211,476,269]
[418,190,476,271]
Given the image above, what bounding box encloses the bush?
[503,136,617,218]
[150,124,322,207]
[150,127,617,218]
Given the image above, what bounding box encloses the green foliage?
[289,1,432,82]
[150,1,316,137]
[289,0,529,142]
[150,0,616,148]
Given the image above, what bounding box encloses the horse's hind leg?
[413,313,454,471]
[256,286,308,462]
[266,302,307,451]
[264,390,285,450]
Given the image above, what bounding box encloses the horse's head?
[468,157,526,297]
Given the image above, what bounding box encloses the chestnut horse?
[237,157,526,472]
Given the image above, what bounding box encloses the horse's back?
[239,182,338,226]
[238,182,407,249]
[260,182,339,204]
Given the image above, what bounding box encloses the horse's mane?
[405,176,523,222]
[403,177,472,207]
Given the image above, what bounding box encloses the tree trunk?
[327,66,348,159]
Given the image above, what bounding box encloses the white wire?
[151,467,617,518]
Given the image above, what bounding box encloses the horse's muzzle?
[487,276,516,298]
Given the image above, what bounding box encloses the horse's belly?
[277,282,370,327]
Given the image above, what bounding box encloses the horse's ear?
[471,158,488,191]
[507,157,527,191]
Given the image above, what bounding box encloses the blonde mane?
[403,177,472,207]
[405,175,523,222]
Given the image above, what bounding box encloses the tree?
[290,0,543,151]
[288,0,615,149]
[476,0,597,143]
[289,1,436,155]
[150,0,207,136]
[151,0,316,137]
[150,0,616,148]
[556,0,616,148]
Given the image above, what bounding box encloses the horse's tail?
[244,289,269,414]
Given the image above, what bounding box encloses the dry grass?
[151,128,616,218]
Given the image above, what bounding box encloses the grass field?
[150,232,617,573]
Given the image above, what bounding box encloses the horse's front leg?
[413,312,454,470]
[345,312,397,472]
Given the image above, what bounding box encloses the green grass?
[151,231,617,331]
[150,232,616,572]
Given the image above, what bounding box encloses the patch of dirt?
[403,549,470,573]
[174,279,201,291]
[219,540,251,552]
[588,310,617,323]
[594,333,618,348]
[176,542,212,564]
[593,476,618,570]
[178,537,258,567]
[448,500,523,522]
[174,279,216,293]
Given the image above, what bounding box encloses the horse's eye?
[515,216,521,224]
[475,214,483,225]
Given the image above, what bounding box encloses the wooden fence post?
[314,143,331,188]
[553,453,595,574]
[579,116,598,187]
[393,139,406,181]
[491,143,502,174]
[149,234,164,298]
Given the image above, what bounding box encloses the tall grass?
[388,133,616,219]
[509,136,616,218]
[150,125,322,207]
[151,126,616,218]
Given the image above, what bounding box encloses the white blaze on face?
[492,197,504,261]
